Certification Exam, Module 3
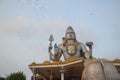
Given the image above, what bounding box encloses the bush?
[6,71,26,80]
[0,76,5,80]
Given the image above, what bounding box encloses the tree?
[0,76,5,80]
[6,71,26,80]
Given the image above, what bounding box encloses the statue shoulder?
[77,42,87,50]
[77,42,85,46]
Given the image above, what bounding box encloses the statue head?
[65,26,76,41]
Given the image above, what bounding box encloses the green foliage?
[6,71,26,80]
[0,76,5,80]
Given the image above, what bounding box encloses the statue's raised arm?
[85,41,93,58]
[48,34,54,61]
[48,35,62,61]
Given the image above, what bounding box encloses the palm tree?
[6,71,26,80]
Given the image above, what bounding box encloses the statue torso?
[58,42,85,60]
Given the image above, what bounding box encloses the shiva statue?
[47,26,120,80]
[48,26,93,61]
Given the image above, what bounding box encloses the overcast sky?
[0,0,120,80]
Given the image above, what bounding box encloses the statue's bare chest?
[62,43,81,56]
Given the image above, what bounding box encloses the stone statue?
[47,27,120,80]
[48,26,93,61]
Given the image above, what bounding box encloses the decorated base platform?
[29,58,85,80]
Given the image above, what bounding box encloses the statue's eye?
[67,34,70,37]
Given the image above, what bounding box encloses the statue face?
[65,27,76,40]
[66,32,75,40]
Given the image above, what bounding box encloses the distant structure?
[29,27,120,80]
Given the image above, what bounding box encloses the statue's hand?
[86,42,93,58]
[86,42,93,48]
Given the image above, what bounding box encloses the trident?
[49,34,54,45]
[48,34,54,62]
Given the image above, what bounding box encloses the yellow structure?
[29,58,84,80]
[29,58,120,80]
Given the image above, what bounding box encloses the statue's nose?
[69,34,72,37]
